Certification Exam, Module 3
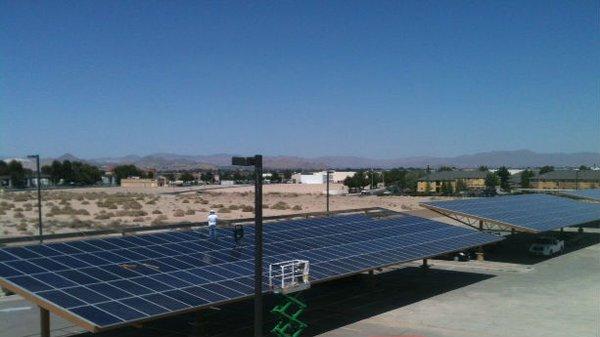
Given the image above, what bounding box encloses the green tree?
[113,164,143,184]
[578,165,590,171]
[180,173,195,183]
[520,169,535,188]
[497,166,511,191]
[41,160,63,184]
[366,170,383,189]
[478,165,489,172]
[539,165,554,175]
[441,182,454,196]
[270,172,281,183]
[405,169,427,193]
[485,173,499,192]
[6,160,28,188]
[455,179,467,193]
[0,161,7,177]
[383,169,407,188]
[200,171,214,183]
[282,170,293,180]
[343,171,369,190]
[438,166,454,172]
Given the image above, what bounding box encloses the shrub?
[14,212,25,218]
[16,223,27,231]
[211,204,224,209]
[218,207,231,213]
[145,199,156,205]
[173,209,185,217]
[132,217,145,222]
[185,209,195,215]
[152,215,168,225]
[123,200,143,210]
[271,202,290,210]
[94,212,114,220]
[182,199,189,203]
[116,210,147,217]
[228,204,240,210]
[241,205,254,212]
[13,194,29,202]
[13,207,24,212]
[81,200,90,205]
[152,210,163,215]
[292,205,302,211]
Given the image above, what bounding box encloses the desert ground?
[0,184,437,238]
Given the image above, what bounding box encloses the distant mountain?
[4,150,599,171]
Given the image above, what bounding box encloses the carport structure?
[420,194,600,234]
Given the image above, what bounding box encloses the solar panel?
[421,194,600,233]
[557,189,600,202]
[0,213,502,332]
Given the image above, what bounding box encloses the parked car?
[528,237,565,256]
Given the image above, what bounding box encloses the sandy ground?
[0,184,440,238]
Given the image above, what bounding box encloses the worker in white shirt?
[207,210,218,239]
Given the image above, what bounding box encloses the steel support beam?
[40,307,49,337]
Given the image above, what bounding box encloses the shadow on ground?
[482,230,599,265]
[72,267,494,337]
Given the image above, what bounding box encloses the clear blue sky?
[1,1,598,159]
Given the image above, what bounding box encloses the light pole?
[232,155,263,337]
[326,170,333,215]
[27,155,43,243]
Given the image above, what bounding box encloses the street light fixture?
[27,154,43,243]
[231,155,263,337]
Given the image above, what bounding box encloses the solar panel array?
[0,213,502,331]
[557,189,600,202]
[422,194,600,232]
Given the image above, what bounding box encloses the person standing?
[207,210,218,239]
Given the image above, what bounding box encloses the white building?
[293,170,356,184]
[300,173,326,184]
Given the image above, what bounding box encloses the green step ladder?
[269,260,311,337]
[271,293,307,337]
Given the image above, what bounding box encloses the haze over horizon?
[2,2,598,158]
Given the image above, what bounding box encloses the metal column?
[40,307,49,337]
[28,154,43,243]
[326,170,330,215]
[254,155,263,337]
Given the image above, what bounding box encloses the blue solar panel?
[558,189,600,202]
[421,194,600,232]
[0,213,501,332]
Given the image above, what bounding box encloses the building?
[291,171,356,184]
[329,171,356,183]
[120,178,159,188]
[300,173,326,184]
[530,170,600,189]
[417,171,488,193]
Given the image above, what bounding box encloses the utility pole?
[326,170,332,215]
[232,155,263,337]
[27,155,43,243]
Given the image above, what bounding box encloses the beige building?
[530,170,600,189]
[417,171,488,193]
[120,178,159,188]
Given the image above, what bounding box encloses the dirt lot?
[0,184,438,237]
